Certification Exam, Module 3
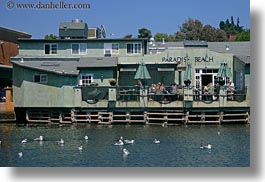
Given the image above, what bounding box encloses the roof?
[59,22,87,30]
[148,41,250,63]
[78,57,118,68]
[12,60,79,76]
[183,40,208,47]
[18,38,148,42]
[208,42,250,63]
[0,27,31,44]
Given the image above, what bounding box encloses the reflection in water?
[0,123,250,167]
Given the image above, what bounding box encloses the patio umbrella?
[217,63,232,78]
[184,64,192,86]
[134,61,151,80]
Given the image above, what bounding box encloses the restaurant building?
[11,20,250,124]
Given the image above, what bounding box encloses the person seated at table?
[170,82,178,101]
[149,84,156,101]
[227,80,235,100]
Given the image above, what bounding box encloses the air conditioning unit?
[88,28,98,39]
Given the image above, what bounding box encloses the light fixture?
[100,73,104,82]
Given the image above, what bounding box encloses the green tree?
[235,29,250,41]
[154,33,175,42]
[44,34,57,40]
[124,34,133,38]
[138,28,152,39]
[175,18,203,41]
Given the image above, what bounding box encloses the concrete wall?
[13,64,78,108]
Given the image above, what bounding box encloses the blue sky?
[0,0,250,38]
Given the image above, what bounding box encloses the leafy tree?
[138,28,152,39]
[215,29,228,41]
[154,33,175,42]
[177,18,203,40]
[201,25,217,42]
[219,16,245,38]
[44,34,57,40]
[124,34,133,38]
[235,29,250,41]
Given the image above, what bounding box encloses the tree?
[175,18,203,41]
[201,25,217,42]
[154,33,175,42]
[215,29,228,41]
[124,34,133,38]
[235,29,250,41]
[219,16,245,38]
[44,34,57,40]
[138,28,152,39]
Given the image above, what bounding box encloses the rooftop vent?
[72,19,83,23]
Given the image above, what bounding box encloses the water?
[0,123,250,167]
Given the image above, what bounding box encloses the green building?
[11,20,250,124]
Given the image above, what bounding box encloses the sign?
[162,56,214,63]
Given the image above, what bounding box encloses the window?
[126,43,142,54]
[34,74,48,83]
[104,43,119,55]
[80,74,93,86]
[44,44,57,55]
[72,43,87,55]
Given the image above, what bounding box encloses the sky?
[0,0,250,38]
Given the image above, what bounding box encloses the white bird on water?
[114,139,124,146]
[78,146,83,151]
[21,139,27,144]
[34,136,43,141]
[124,139,135,144]
[84,136,88,140]
[18,152,23,158]
[123,148,130,155]
[57,138,64,145]
[154,139,160,144]
[200,144,212,149]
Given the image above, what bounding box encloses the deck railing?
[79,85,248,103]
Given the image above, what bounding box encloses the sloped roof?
[78,57,118,68]
[12,60,79,75]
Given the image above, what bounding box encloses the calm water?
[0,123,250,167]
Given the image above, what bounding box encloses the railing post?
[219,86,227,107]
[4,86,14,113]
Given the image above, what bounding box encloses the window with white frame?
[72,43,87,55]
[34,74,48,83]
[44,44,57,55]
[126,43,142,54]
[80,74,94,86]
[104,43,119,55]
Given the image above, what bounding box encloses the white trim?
[71,43,87,55]
[79,73,94,86]
[126,43,142,55]
[104,43,119,55]
[120,68,136,72]
[33,74,48,83]
[44,43,58,55]
[158,68,174,71]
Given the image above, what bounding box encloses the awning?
[134,61,151,80]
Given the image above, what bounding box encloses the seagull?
[154,139,160,144]
[18,152,23,158]
[119,136,123,141]
[78,146,83,151]
[217,131,221,135]
[57,138,64,145]
[200,144,212,149]
[124,139,135,144]
[123,148,130,155]
[84,136,88,140]
[21,139,27,144]
[34,136,43,141]
[114,139,124,146]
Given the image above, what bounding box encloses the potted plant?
[109,79,117,86]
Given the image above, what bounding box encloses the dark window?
[45,44,50,54]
